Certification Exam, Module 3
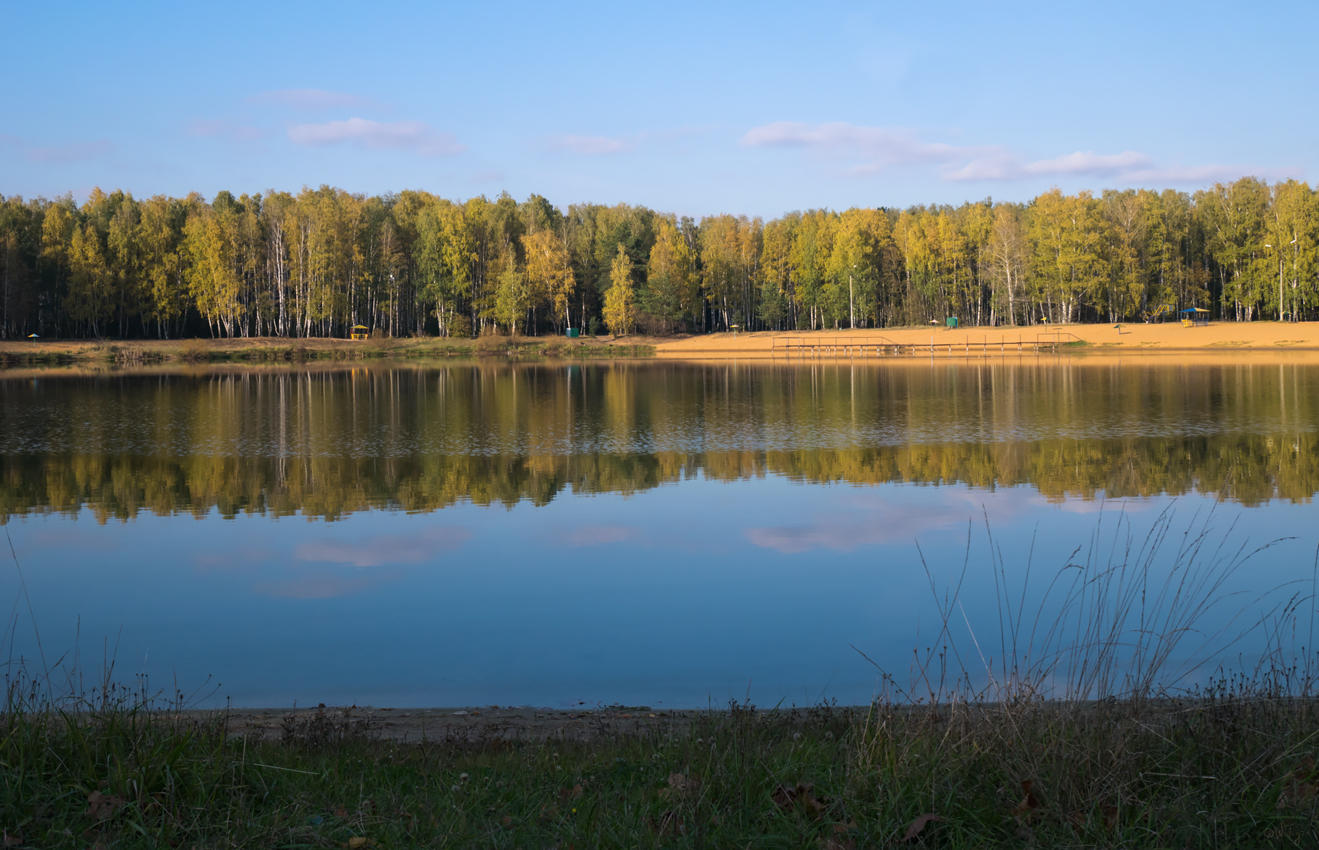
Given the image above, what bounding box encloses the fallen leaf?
[1102,804,1119,830]
[343,838,376,849]
[771,782,838,820]
[85,791,126,821]
[558,784,583,802]
[2,833,23,847]
[500,815,513,828]
[771,782,797,810]
[333,807,350,818]
[902,813,943,841]
[1011,780,1042,818]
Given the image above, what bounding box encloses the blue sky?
[3,0,1314,218]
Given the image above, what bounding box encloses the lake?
[2,357,1316,708]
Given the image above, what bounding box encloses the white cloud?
[250,89,384,111]
[742,121,970,168]
[288,118,465,156]
[546,134,636,155]
[1026,150,1153,175]
[745,500,965,554]
[1119,164,1300,185]
[294,527,471,567]
[743,120,1285,187]
[946,152,1294,185]
[946,150,1153,181]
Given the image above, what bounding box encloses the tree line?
[0,177,1315,340]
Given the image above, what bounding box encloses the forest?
[0,177,1315,340]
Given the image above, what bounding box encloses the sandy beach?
[651,320,1319,360]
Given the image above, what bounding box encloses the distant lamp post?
[849,264,856,330]
[1265,238,1298,321]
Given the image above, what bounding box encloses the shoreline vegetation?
[5,512,1319,846]
[0,333,655,367]
[0,320,1316,368]
[3,180,1318,346]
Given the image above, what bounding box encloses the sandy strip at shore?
[652,321,1319,359]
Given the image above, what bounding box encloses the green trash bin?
[945,317,959,329]
[566,328,579,338]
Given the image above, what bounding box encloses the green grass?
[3,687,1319,848]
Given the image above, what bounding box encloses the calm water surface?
[2,359,1316,707]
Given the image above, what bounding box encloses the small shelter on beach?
[349,324,369,340]
[1180,308,1210,327]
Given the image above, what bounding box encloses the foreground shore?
[6,696,1317,848]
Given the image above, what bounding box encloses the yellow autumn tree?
[602,244,635,336]
[521,229,575,330]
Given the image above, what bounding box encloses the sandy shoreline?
[651,320,1319,359]
[3,321,1318,367]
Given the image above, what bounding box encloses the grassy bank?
[0,335,655,368]
[3,688,1318,848]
